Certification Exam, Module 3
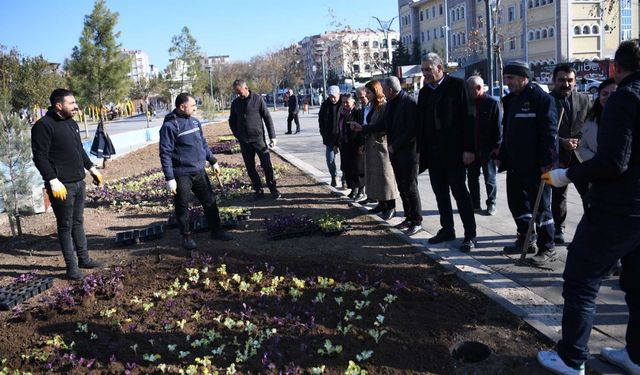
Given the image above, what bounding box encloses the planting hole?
[450,341,491,363]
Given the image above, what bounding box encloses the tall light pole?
[443,0,450,65]
[315,45,327,102]
[205,65,214,100]
[373,16,397,76]
[485,0,495,96]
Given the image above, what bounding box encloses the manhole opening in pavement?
[450,341,492,363]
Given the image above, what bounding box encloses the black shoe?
[330,177,337,187]
[211,230,233,241]
[251,190,265,201]
[368,205,384,214]
[404,224,423,236]
[79,258,105,269]
[341,181,348,190]
[486,204,497,216]
[503,237,536,255]
[531,249,557,266]
[348,189,358,199]
[295,130,300,134]
[554,231,565,244]
[394,218,412,229]
[428,229,456,244]
[284,131,292,134]
[460,237,477,252]
[380,208,396,221]
[473,206,482,213]
[270,189,282,200]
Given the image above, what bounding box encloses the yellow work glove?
[49,178,67,201]
[89,167,103,186]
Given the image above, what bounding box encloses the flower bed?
[263,214,318,240]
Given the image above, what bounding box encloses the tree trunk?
[15,213,22,236]
[7,212,16,237]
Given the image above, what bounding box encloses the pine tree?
[65,0,131,111]
[411,39,423,65]
[168,26,203,93]
[0,97,35,236]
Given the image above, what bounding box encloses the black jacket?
[416,74,475,172]
[288,94,299,113]
[365,90,418,164]
[568,71,640,216]
[499,82,558,173]
[229,91,275,144]
[473,94,502,156]
[31,109,94,183]
[318,98,340,146]
[550,90,591,166]
[90,121,116,159]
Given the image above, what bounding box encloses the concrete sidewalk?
[267,108,628,374]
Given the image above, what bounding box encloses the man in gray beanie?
[498,60,559,265]
[319,85,342,186]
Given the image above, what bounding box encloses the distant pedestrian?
[577,78,617,162]
[465,75,502,216]
[499,60,558,265]
[319,85,342,187]
[417,53,477,251]
[228,80,281,200]
[537,38,640,375]
[31,88,105,279]
[285,89,300,134]
[549,64,592,244]
[352,77,421,235]
[160,92,232,251]
[90,120,116,169]
[354,81,399,220]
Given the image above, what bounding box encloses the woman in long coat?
[337,94,365,200]
[361,80,399,219]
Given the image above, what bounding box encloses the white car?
[578,78,602,94]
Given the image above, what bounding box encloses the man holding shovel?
[160,93,232,251]
[497,61,558,266]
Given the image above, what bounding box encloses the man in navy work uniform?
[160,93,232,251]
[538,39,640,375]
[498,60,558,265]
[229,80,281,200]
[31,88,105,280]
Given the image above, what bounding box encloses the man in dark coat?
[538,39,640,375]
[417,53,477,251]
[160,93,232,251]
[31,88,105,279]
[229,79,280,200]
[352,76,422,236]
[499,61,558,265]
[285,89,300,134]
[318,85,342,187]
[549,64,592,244]
[465,75,502,216]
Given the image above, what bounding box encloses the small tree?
[0,99,35,236]
[12,55,65,112]
[168,26,203,93]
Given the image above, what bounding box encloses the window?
[391,39,398,46]
[520,3,525,18]
[434,28,438,39]
[462,34,466,44]
[521,35,525,48]
[440,28,444,37]
[420,11,424,21]
[592,25,599,34]
[453,36,456,47]
[427,30,431,40]
[508,6,515,22]
[549,0,553,3]
[451,10,455,21]
[456,8,460,20]
[541,0,546,5]
[542,29,547,38]
[353,64,360,73]
[528,0,533,8]
[535,0,539,6]
[535,30,541,39]
[373,52,379,59]
[574,25,581,35]
[352,40,358,48]
[421,32,425,42]
[583,25,590,34]
[373,41,379,48]
[365,64,371,72]
[529,31,534,40]
[549,27,555,37]
[432,6,435,17]
[510,39,516,50]
[426,8,429,19]
[439,4,443,15]
[461,6,465,18]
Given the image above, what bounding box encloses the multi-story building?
[122,49,151,82]
[300,29,399,88]
[399,0,638,82]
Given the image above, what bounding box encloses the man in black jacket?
[31,88,105,279]
[318,85,342,187]
[417,53,477,251]
[160,93,232,251]
[538,39,640,375]
[352,76,422,235]
[465,75,502,216]
[549,64,592,244]
[229,80,280,200]
[285,89,300,134]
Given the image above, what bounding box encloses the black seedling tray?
[267,229,317,241]
[115,224,164,246]
[0,276,54,310]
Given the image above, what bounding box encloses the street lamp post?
[205,65,214,100]
[315,45,327,102]
[373,16,397,76]
[485,0,494,96]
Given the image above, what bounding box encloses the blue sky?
[1,0,398,69]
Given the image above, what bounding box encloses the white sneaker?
[537,351,585,375]
[601,347,640,375]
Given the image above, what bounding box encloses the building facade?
[399,0,638,82]
[122,49,151,82]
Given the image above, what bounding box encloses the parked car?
[578,78,601,94]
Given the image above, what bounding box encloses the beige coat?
[364,104,399,201]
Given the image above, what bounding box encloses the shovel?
[516,107,564,265]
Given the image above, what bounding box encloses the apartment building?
[122,49,151,82]
[399,0,638,82]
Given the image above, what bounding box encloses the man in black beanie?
[498,60,559,265]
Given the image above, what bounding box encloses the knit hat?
[503,60,531,78]
[327,85,340,96]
